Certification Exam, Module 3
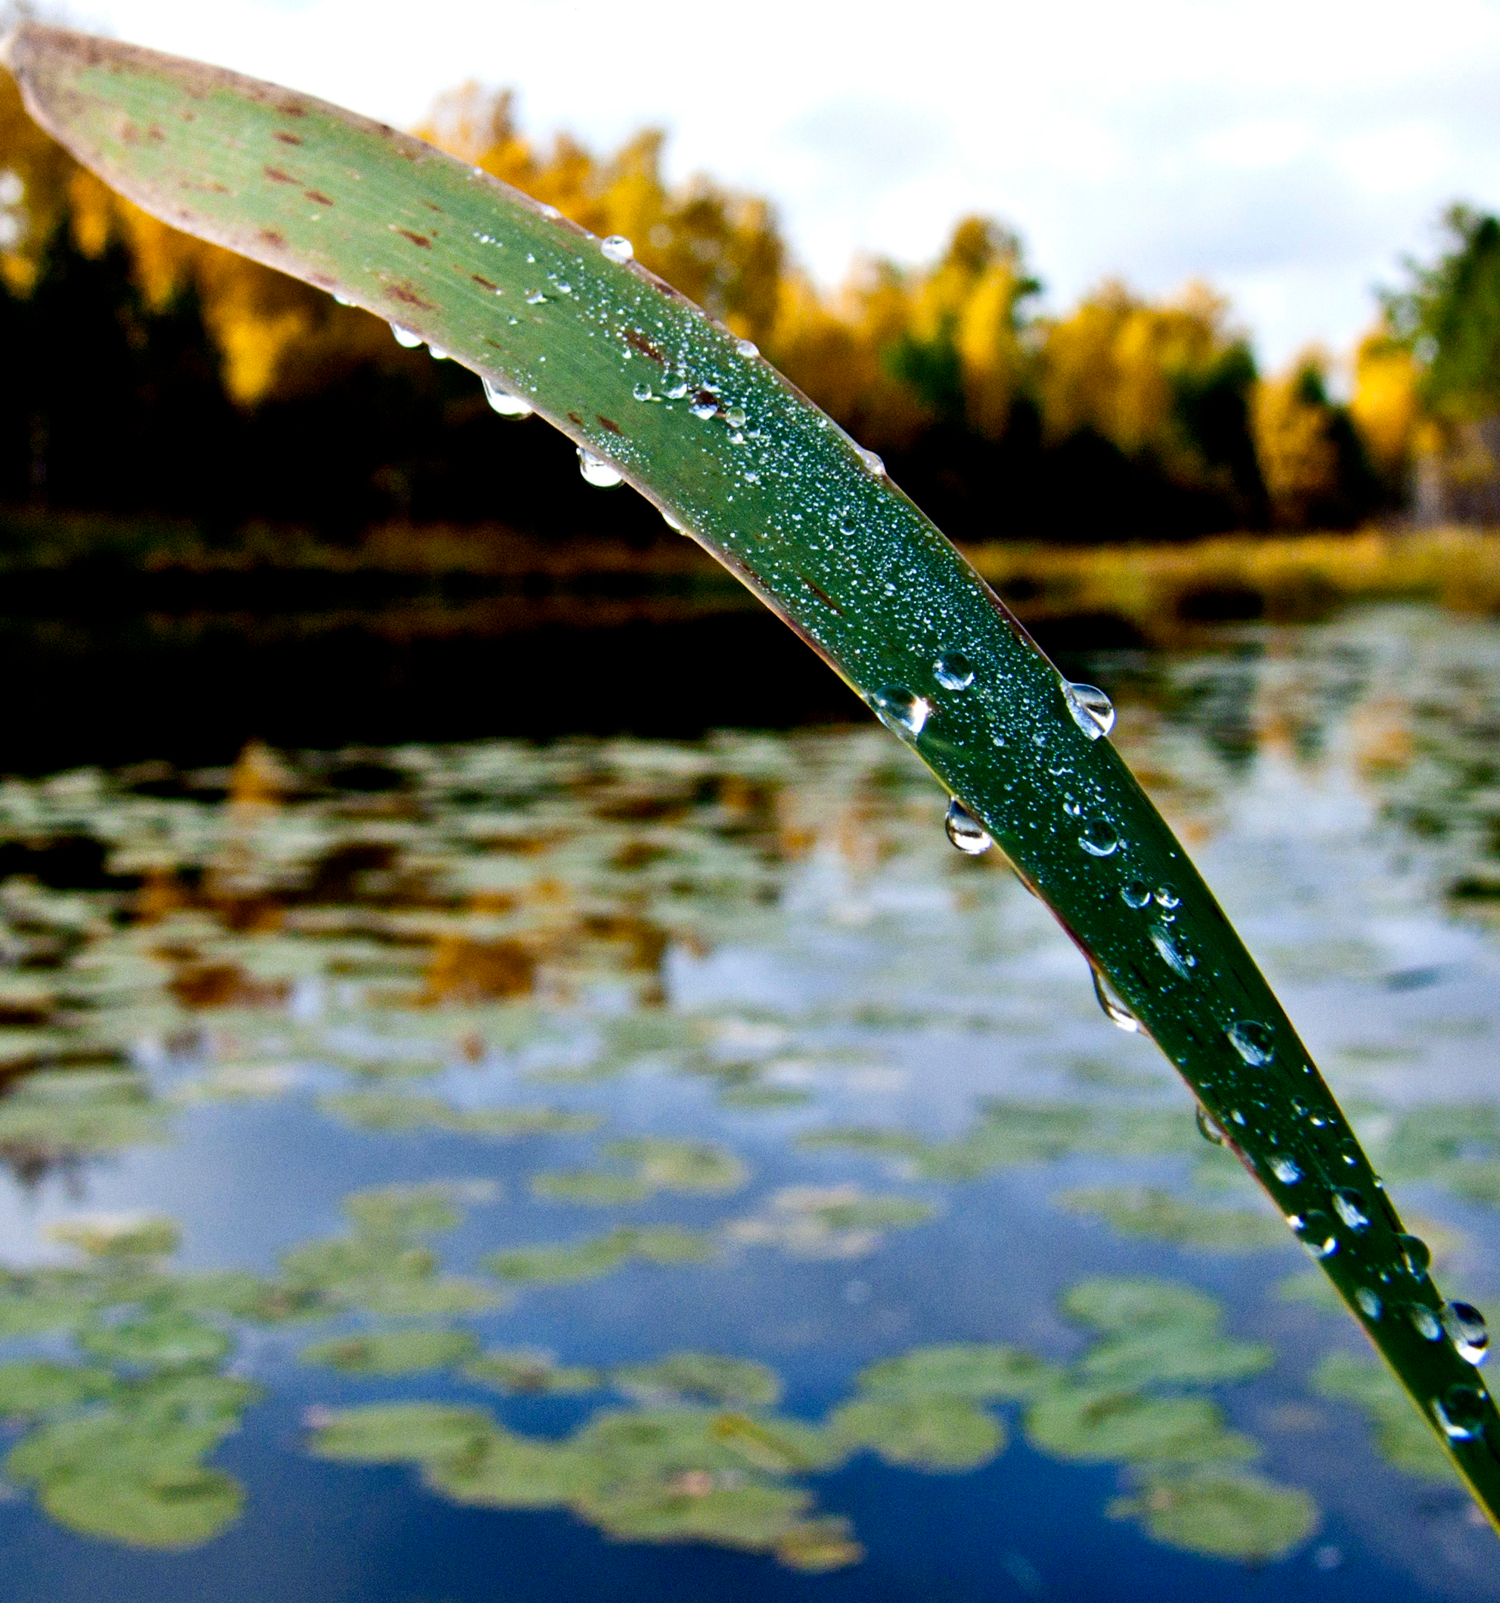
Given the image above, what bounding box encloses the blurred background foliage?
[4,70,1483,551]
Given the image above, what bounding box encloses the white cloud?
[45,0,1500,365]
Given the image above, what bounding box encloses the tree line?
[1,69,1491,547]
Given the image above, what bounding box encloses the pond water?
[0,600,1498,1601]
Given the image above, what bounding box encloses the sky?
[41,0,1500,369]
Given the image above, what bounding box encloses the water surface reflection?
[0,603,1497,1600]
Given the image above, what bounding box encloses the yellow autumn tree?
[1038,280,1243,473]
[1349,330,1420,485]
[1252,349,1346,528]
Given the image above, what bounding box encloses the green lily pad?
[46,1212,181,1259]
[775,1516,865,1572]
[300,1329,479,1375]
[1311,1352,1458,1483]
[463,1349,601,1394]
[308,1402,496,1463]
[0,1270,101,1335]
[1025,1383,1255,1465]
[79,1311,233,1369]
[1108,1466,1319,1560]
[604,1137,749,1194]
[422,1424,597,1509]
[855,1344,1056,1401]
[1056,1187,1289,1251]
[612,1353,783,1409]
[530,1171,653,1206]
[826,1396,1004,1471]
[37,1464,244,1550]
[0,1360,114,1417]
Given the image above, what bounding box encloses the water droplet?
[1122,881,1152,909]
[539,203,561,220]
[390,323,423,348]
[1150,924,1194,978]
[736,338,759,358]
[1154,884,1181,909]
[1063,682,1115,739]
[1434,1383,1488,1440]
[1400,1234,1432,1278]
[1356,1287,1383,1320]
[870,687,930,738]
[1079,820,1120,857]
[428,344,449,361]
[661,508,686,532]
[1227,1020,1275,1066]
[333,292,354,306]
[555,281,572,295]
[482,377,534,418]
[601,234,633,263]
[1270,1156,1302,1185]
[945,799,993,855]
[1230,1109,1247,1125]
[934,653,976,691]
[1197,1105,1227,1145]
[857,446,885,475]
[577,448,623,489]
[743,469,761,484]
[724,407,747,428]
[1331,1189,1370,1232]
[690,396,720,420]
[1292,1210,1338,1258]
[665,380,689,400]
[1411,1304,1444,1339]
[632,381,656,402]
[1093,968,1142,1033]
[1445,1302,1489,1365]
[525,290,549,305]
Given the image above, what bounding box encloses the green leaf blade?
[8,20,1500,1526]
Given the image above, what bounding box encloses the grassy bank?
[2,510,1499,642]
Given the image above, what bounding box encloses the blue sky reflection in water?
[0,603,1497,1599]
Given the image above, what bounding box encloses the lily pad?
[79,1311,234,1369]
[0,1360,114,1417]
[1056,1186,1289,1252]
[855,1344,1055,1401]
[826,1396,1004,1471]
[308,1402,495,1463]
[530,1171,653,1206]
[604,1137,749,1195]
[1311,1352,1458,1483]
[612,1353,783,1409]
[1025,1383,1255,1465]
[300,1329,479,1375]
[1108,1466,1319,1561]
[463,1349,601,1395]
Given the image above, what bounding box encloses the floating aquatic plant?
[4,21,1499,1524]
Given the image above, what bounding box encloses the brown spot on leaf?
[484,338,504,350]
[471,275,498,291]
[625,329,666,365]
[568,412,584,426]
[802,576,845,615]
[257,230,287,250]
[304,190,335,206]
[597,415,624,436]
[388,283,433,309]
[263,166,297,185]
[277,100,308,118]
[395,228,433,249]
[274,130,304,145]
[422,200,444,213]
